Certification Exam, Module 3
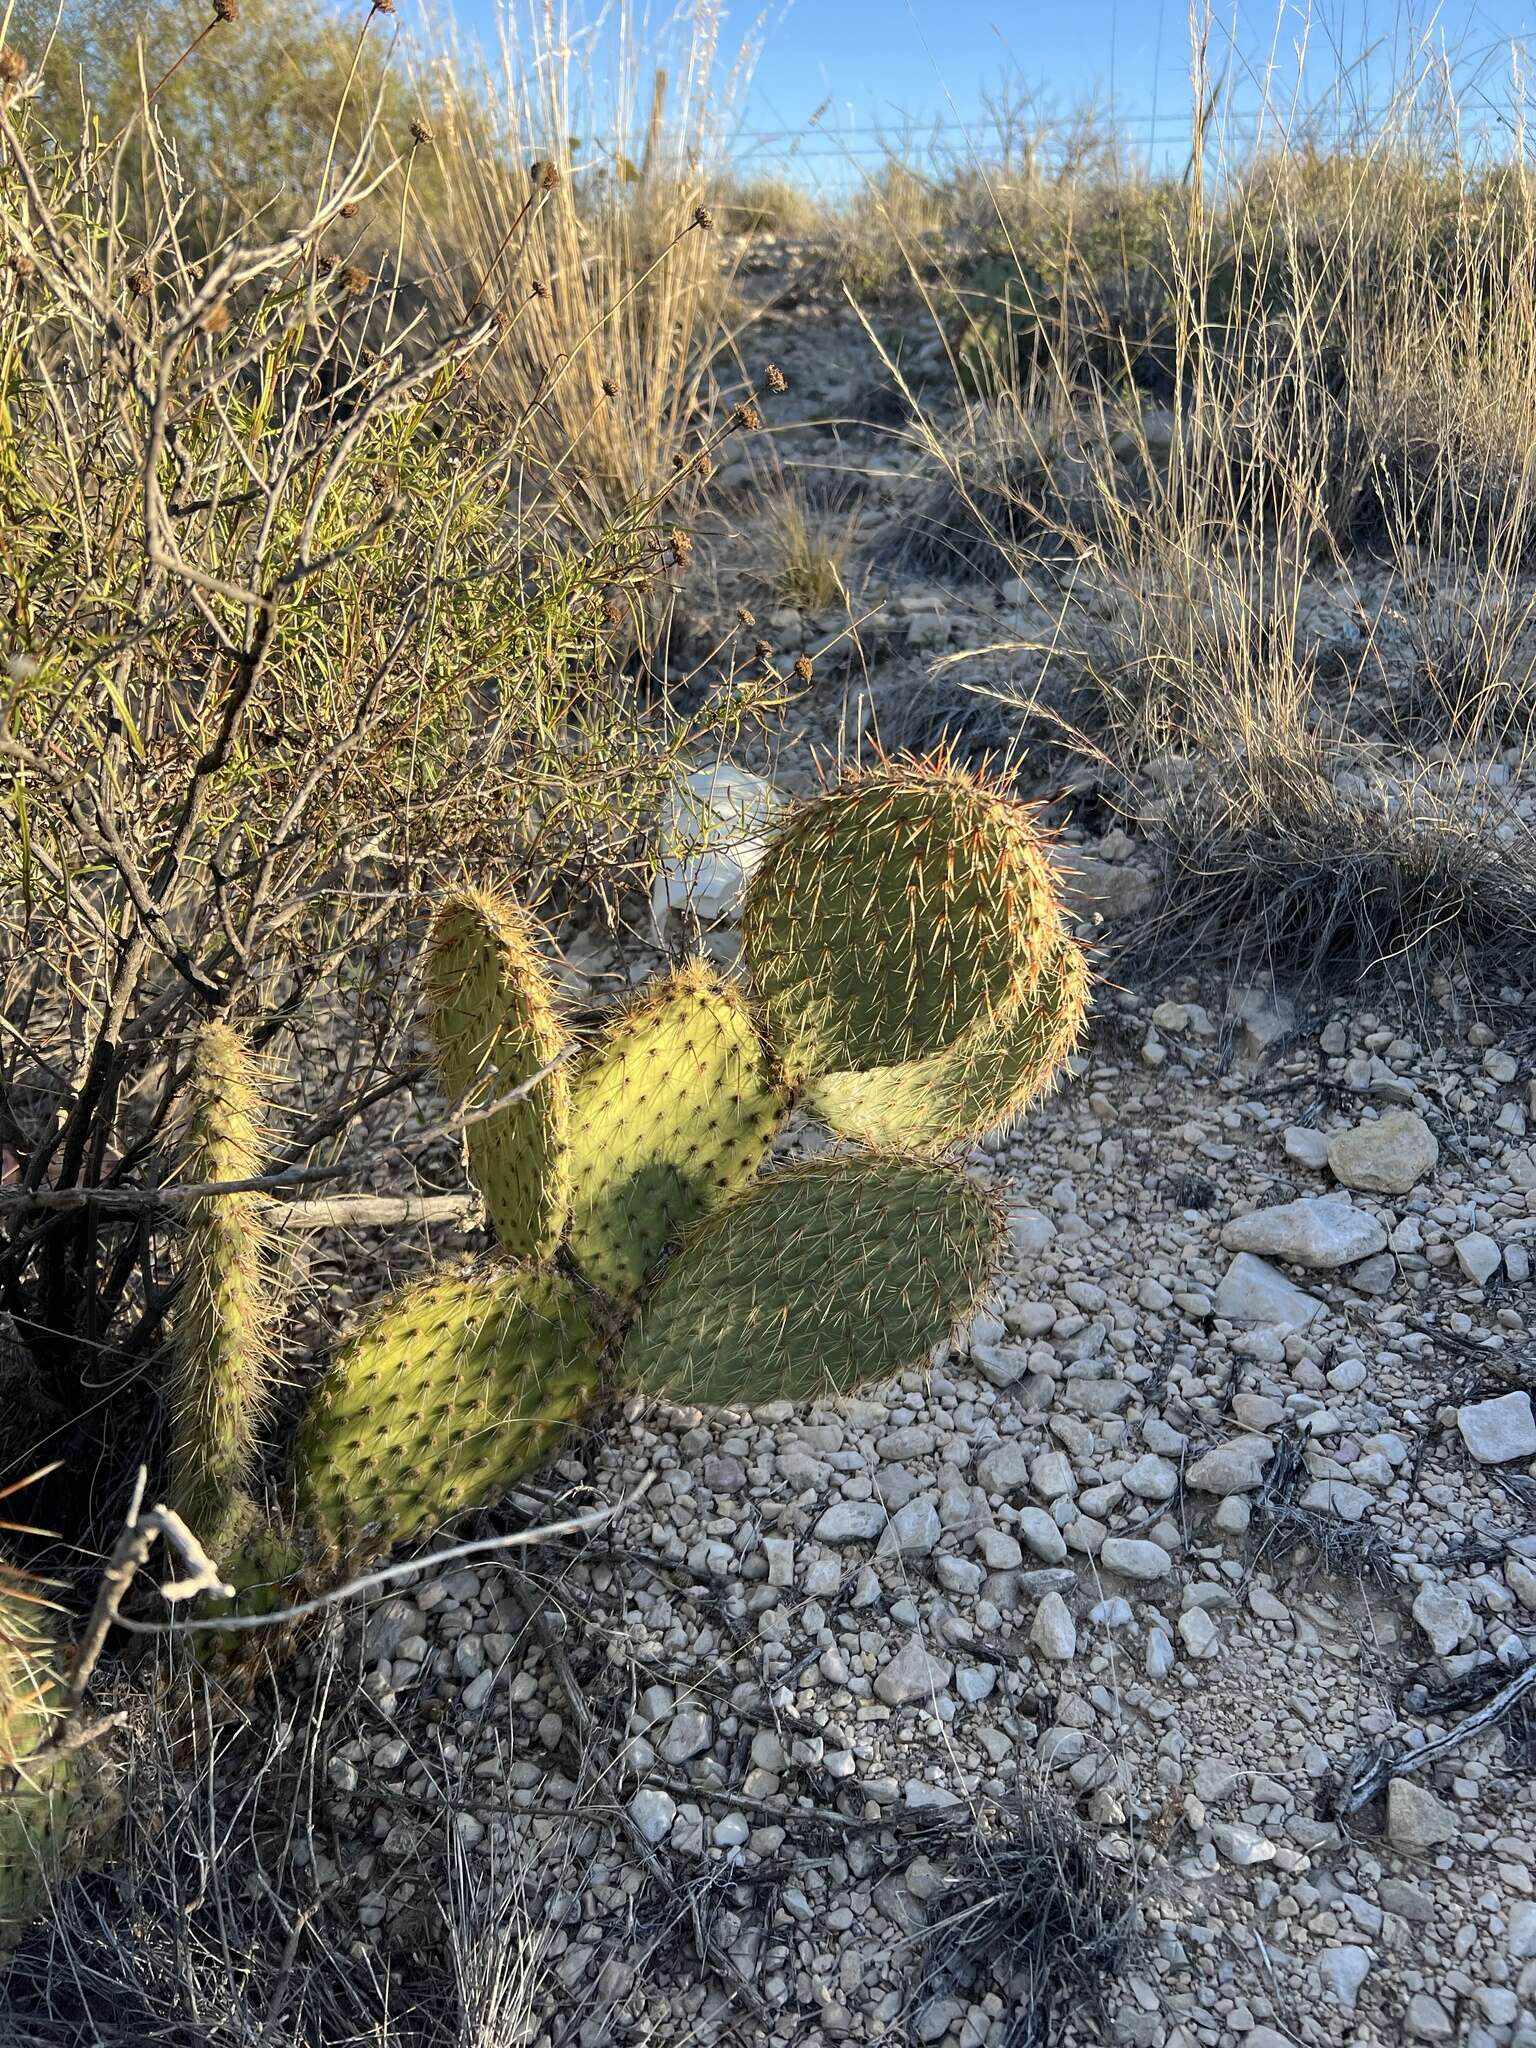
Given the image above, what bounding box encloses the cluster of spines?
[163,1020,277,1553]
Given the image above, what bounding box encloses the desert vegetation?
[4,5,1536,2046]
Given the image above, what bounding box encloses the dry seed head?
[792,653,814,684]
[127,267,152,298]
[755,639,773,661]
[669,527,694,568]
[736,605,756,628]
[0,45,25,84]
[7,252,35,281]
[211,0,238,21]
[530,160,561,191]
[410,116,435,146]
[529,276,548,300]
[731,400,763,432]
[338,201,359,220]
[765,363,788,394]
[336,264,371,298]
[370,0,395,13]
[202,300,230,335]
[601,375,619,398]
[693,204,715,230]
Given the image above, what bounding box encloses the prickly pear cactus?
[565,963,786,1298]
[293,1267,603,1558]
[0,1584,70,1959]
[804,933,1090,1152]
[742,759,1061,1083]
[620,1155,1002,1408]
[424,890,572,1261]
[164,1021,276,1551]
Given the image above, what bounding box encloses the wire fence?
[722,88,1535,196]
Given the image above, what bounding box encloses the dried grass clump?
[749,475,863,612]
[892,397,1121,580]
[1149,739,1536,986]
[911,1795,1141,2048]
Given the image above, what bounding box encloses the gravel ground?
[290,975,1536,2048]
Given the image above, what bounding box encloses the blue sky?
[444,3,1536,183]
[732,1,1536,177]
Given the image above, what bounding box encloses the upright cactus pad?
[742,758,1061,1080]
[164,1020,275,1551]
[0,1584,70,1959]
[805,934,1090,1152]
[620,1155,1002,1409]
[293,1267,602,1558]
[424,890,572,1261]
[565,963,786,1298]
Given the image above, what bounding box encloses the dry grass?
[884,19,1536,989]
[910,1793,1142,2048]
[407,3,749,534]
[748,473,864,612]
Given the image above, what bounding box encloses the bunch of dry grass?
[1150,738,1536,986]
[747,472,864,612]
[407,3,748,534]
[910,1793,1141,2048]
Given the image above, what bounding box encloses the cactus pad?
[565,963,785,1299]
[742,758,1061,1080]
[293,1267,602,1558]
[424,890,572,1260]
[805,934,1090,1151]
[165,1020,276,1550]
[620,1155,1002,1409]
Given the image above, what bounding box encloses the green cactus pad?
[741,758,1063,1081]
[165,1019,276,1550]
[804,934,1090,1152]
[424,890,572,1261]
[565,962,786,1299]
[0,1586,71,1959]
[620,1155,1002,1409]
[293,1267,601,1559]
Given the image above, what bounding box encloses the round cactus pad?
[742,760,1060,1079]
[295,1267,601,1556]
[805,934,1090,1151]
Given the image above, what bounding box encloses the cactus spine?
[164,1021,276,1552]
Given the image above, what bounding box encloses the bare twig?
[62,1469,233,1716]
[112,1473,657,1637]
[1331,1660,1536,1816]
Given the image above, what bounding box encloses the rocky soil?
[233,253,1536,2048]
[287,975,1536,2048]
